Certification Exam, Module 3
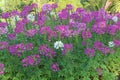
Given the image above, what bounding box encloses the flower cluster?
[22,54,40,67]
[38,45,56,59]
[0,3,120,74]
[93,41,112,54]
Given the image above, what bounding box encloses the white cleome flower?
[12,15,20,22]
[27,14,35,22]
[54,41,64,50]
[112,16,118,23]
[50,11,56,16]
[108,41,115,47]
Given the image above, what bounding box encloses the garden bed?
[0,3,120,80]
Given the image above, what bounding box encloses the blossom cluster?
[0,3,120,73]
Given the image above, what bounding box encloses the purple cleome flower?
[25,43,34,51]
[2,12,11,19]
[42,4,52,12]
[58,9,69,20]
[20,5,32,18]
[91,8,112,22]
[93,41,111,54]
[82,29,92,39]
[81,12,91,23]
[38,45,56,59]
[0,22,8,27]
[51,62,60,72]
[62,44,73,54]
[31,3,38,9]
[93,41,104,50]
[37,12,46,26]
[66,4,73,10]
[76,8,85,14]
[0,41,8,50]
[51,3,58,9]
[99,46,110,55]
[0,63,5,75]
[114,39,120,47]
[22,54,40,67]
[26,29,38,37]
[8,33,16,40]
[70,12,80,21]
[7,43,25,56]
[92,21,107,35]
[0,27,7,35]
[40,26,56,40]
[11,10,20,16]
[14,20,25,34]
[84,48,95,57]
[55,25,71,37]
[68,21,87,36]
[107,25,118,35]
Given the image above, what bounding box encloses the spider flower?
[8,33,16,40]
[84,48,95,57]
[22,54,40,67]
[0,41,8,50]
[51,62,60,72]
[26,29,38,37]
[54,41,64,50]
[38,45,56,59]
[82,29,92,39]
[0,63,5,75]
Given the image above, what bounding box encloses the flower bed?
[0,3,120,80]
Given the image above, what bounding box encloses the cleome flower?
[84,48,95,57]
[112,16,118,23]
[54,41,64,50]
[0,41,8,50]
[27,14,35,22]
[7,43,25,56]
[108,41,115,47]
[0,63,5,75]
[62,44,73,54]
[22,54,40,67]
[38,44,56,59]
[51,62,60,72]
[8,33,16,40]
[0,27,7,35]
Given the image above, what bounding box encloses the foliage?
[81,0,107,11]
[107,0,120,13]
[56,0,83,11]
[81,0,120,13]
[1,0,33,11]
[0,0,83,12]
